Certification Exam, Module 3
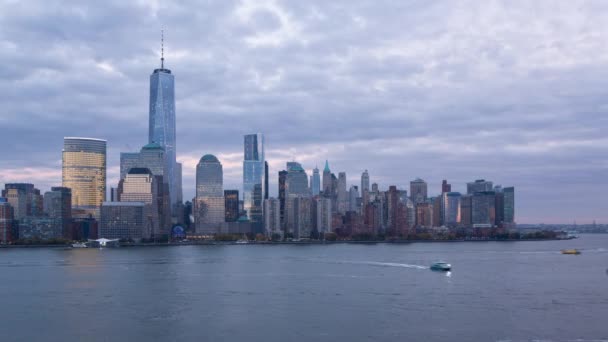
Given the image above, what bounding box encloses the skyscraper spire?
[161,29,165,69]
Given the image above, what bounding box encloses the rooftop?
[199,154,219,163]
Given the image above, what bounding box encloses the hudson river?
[1,235,607,341]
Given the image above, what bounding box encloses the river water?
[1,235,607,341]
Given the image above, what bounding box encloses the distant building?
[361,170,370,194]
[371,183,379,193]
[62,137,106,218]
[441,180,451,194]
[18,217,59,240]
[278,170,287,228]
[2,183,38,220]
[195,154,225,234]
[349,185,360,212]
[313,197,332,234]
[415,202,433,228]
[285,163,309,235]
[337,172,347,214]
[460,194,472,227]
[120,152,141,180]
[292,196,312,239]
[442,192,461,227]
[43,187,72,239]
[224,190,239,222]
[322,160,332,195]
[264,198,281,237]
[120,168,161,238]
[100,202,146,241]
[472,191,496,228]
[311,167,321,196]
[243,133,265,231]
[410,178,428,205]
[503,187,515,224]
[0,198,14,243]
[467,179,493,194]
[387,186,408,236]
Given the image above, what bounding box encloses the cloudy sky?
[1,0,607,224]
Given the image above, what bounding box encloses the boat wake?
[337,260,428,270]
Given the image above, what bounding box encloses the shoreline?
[0,237,571,249]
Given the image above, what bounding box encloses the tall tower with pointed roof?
[149,30,178,207]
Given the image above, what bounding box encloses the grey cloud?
[0,0,607,223]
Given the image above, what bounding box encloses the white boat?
[430,261,451,271]
[236,239,249,244]
[71,242,88,248]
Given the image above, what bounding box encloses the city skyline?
[1,1,607,224]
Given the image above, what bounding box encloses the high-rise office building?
[149,37,178,206]
[313,197,332,234]
[62,137,106,218]
[322,160,332,195]
[441,179,451,193]
[264,197,281,237]
[120,152,141,180]
[410,178,428,205]
[472,191,496,227]
[386,186,408,236]
[361,170,370,194]
[415,202,433,228]
[311,167,321,196]
[2,183,37,220]
[120,168,161,238]
[460,194,472,227]
[278,170,287,227]
[285,163,309,235]
[0,198,14,243]
[442,192,461,227]
[175,162,183,204]
[467,179,494,194]
[337,172,347,214]
[100,202,146,241]
[503,187,515,224]
[196,154,225,233]
[224,190,239,222]
[43,187,72,239]
[349,185,360,212]
[371,183,379,193]
[292,196,312,239]
[243,133,265,231]
[264,161,269,200]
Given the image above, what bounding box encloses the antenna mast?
[161,29,165,69]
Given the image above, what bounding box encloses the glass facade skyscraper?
[243,133,265,228]
[62,137,106,217]
[196,154,225,231]
[149,59,177,206]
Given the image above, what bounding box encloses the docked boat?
[235,239,249,244]
[430,262,451,271]
[561,249,581,255]
[71,242,88,248]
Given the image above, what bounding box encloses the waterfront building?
[292,196,312,239]
[100,202,146,241]
[196,154,225,234]
[313,197,332,234]
[312,167,321,196]
[431,196,442,227]
[18,217,58,240]
[120,168,162,238]
[43,187,72,239]
[442,192,461,227]
[467,179,494,194]
[387,186,408,236]
[0,198,14,243]
[285,163,309,235]
[415,202,433,228]
[337,172,347,214]
[264,198,281,237]
[494,189,504,226]
[278,170,287,227]
[2,183,34,220]
[243,133,265,231]
[410,178,428,205]
[460,194,473,227]
[224,190,239,222]
[364,200,383,235]
[149,38,178,206]
[62,137,106,218]
[503,187,515,224]
[472,191,496,228]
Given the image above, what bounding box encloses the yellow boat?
[561,249,581,255]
